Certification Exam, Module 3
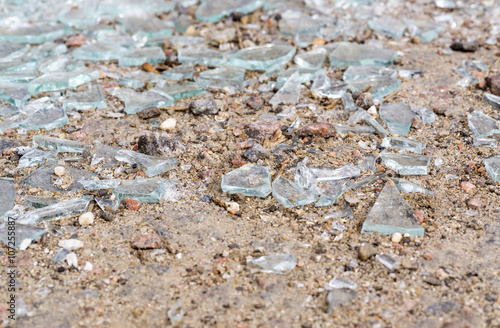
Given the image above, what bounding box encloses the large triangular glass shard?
[24,196,58,209]
[19,105,69,131]
[28,69,100,94]
[118,70,166,89]
[361,181,424,236]
[17,149,57,168]
[468,110,500,138]
[23,165,96,192]
[272,175,318,208]
[0,22,69,44]
[154,81,207,101]
[484,156,500,182]
[177,48,225,67]
[0,223,47,248]
[230,44,296,71]
[379,151,430,175]
[16,196,93,225]
[269,72,301,107]
[118,46,166,67]
[381,137,426,154]
[483,92,500,109]
[195,0,265,23]
[33,135,90,153]
[110,88,174,114]
[0,178,15,217]
[279,10,321,37]
[162,64,194,81]
[72,41,127,61]
[391,178,433,195]
[64,83,107,110]
[113,177,166,203]
[379,103,415,136]
[329,42,397,67]
[115,149,177,177]
[368,16,406,40]
[294,48,327,69]
[221,164,272,198]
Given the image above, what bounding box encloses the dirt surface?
[1,0,500,327]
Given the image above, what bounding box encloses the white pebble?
[367,106,378,118]
[65,252,78,267]
[79,212,95,226]
[391,232,403,243]
[19,239,32,251]
[58,239,84,251]
[160,118,177,131]
[54,166,66,176]
[83,261,93,271]
[226,201,240,214]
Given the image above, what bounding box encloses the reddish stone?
[467,196,481,208]
[126,198,141,211]
[66,34,86,47]
[423,252,433,260]
[237,139,256,149]
[299,123,335,138]
[485,74,500,96]
[460,181,475,193]
[246,96,263,110]
[131,233,164,249]
[244,119,281,140]
[414,210,425,223]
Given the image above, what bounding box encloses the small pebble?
[467,196,481,208]
[160,118,177,131]
[126,198,141,211]
[19,239,32,251]
[79,212,95,225]
[367,105,378,117]
[83,262,93,271]
[131,233,164,249]
[226,201,240,214]
[66,252,78,267]
[54,166,66,176]
[358,243,377,261]
[460,181,475,193]
[391,232,403,243]
[59,239,84,251]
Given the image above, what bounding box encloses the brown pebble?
[246,96,263,110]
[244,119,281,141]
[460,181,476,193]
[142,62,160,74]
[423,251,433,260]
[131,233,164,249]
[485,74,500,96]
[467,196,481,208]
[126,198,141,211]
[299,123,335,138]
[358,244,377,261]
[65,34,86,47]
[423,275,441,286]
[355,92,374,109]
[137,107,161,120]
[450,41,479,52]
[414,210,425,223]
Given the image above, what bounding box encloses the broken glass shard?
[19,105,69,131]
[484,156,500,182]
[361,114,388,137]
[343,65,396,81]
[381,137,426,154]
[379,103,415,136]
[64,83,107,111]
[110,88,174,114]
[468,110,500,138]
[246,254,297,274]
[27,41,67,61]
[53,248,70,264]
[58,0,99,27]
[79,179,122,190]
[24,196,58,209]
[0,22,69,44]
[154,82,206,102]
[72,41,126,61]
[329,42,397,67]
[0,113,23,132]
[28,69,100,94]
[407,20,442,43]
[93,28,135,48]
[311,74,350,99]
[37,55,85,74]
[174,14,191,34]
[33,135,90,153]
[335,124,375,137]
[327,289,357,314]
[115,149,177,177]
[0,138,24,151]
[341,92,356,113]
[0,223,47,248]
[95,197,120,212]
[17,149,57,168]
[119,47,166,67]
[269,72,301,107]
[272,175,318,208]
[325,203,354,219]
[474,138,497,147]
[0,104,19,117]
[316,180,349,207]
[326,277,358,290]
[411,106,435,124]
[435,0,455,9]
[117,15,174,39]
[198,66,246,84]
[483,92,500,109]
[0,59,37,73]
[195,0,265,23]
[90,144,122,167]
[391,178,434,195]
[162,64,194,81]
[230,44,296,71]
[98,0,175,16]
[398,68,423,79]
[0,178,15,217]
[346,76,401,100]
[376,254,401,270]
[294,48,327,69]
[177,48,225,67]
[362,181,424,236]
[0,70,37,83]
[118,70,166,89]
[368,16,406,40]
[0,82,30,107]
[310,164,361,182]
[277,67,320,84]
[379,151,430,175]
[16,196,93,225]
[279,10,321,37]
[113,177,167,203]
[145,35,204,48]
[0,40,30,60]
[23,165,96,192]
[221,164,272,198]
[358,154,376,172]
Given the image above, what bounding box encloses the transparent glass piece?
[53,248,70,264]
[110,88,174,114]
[463,60,487,72]
[376,254,401,270]
[0,70,37,83]
[347,108,366,125]
[473,138,497,148]
[64,83,107,110]
[27,41,68,61]
[113,177,167,203]
[72,42,127,61]
[483,92,500,109]
[335,124,375,137]
[398,68,423,79]
[0,113,23,132]
[0,223,47,248]
[379,102,415,136]
[145,35,205,48]
[276,67,321,84]
[272,175,318,208]
[98,0,175,15]
[24,196,58,209]
[326,277,358,290]
[115,149,177,177]
[329,42,398,67]
[294,48,326,69]
[195,0,265,23]
[467,110,500,138]
[95,197,120,212]
[379,151,430,175]
[23,165,96,192]
[279,10,321,37]
[0,104,19,117]
[407,20,443,43]
[358,154,376,172]
[361,113,388,137]
[0,22,69,44]
[435,0,455,9]
[0,40,30,60]
[28,69,100,94]
[118,46,166,67]
[381,137,426,154]
[411,106,435,124]
[362,181,424,236]
[0,82,30,107]
[484,156,500,182]
[230,44,296,71]
[391,178,433,195]
[0,59,37,73]
[58,0,99,27]
[368,16,406,40]
[294,159,316,190]
[324,203,354,219]
[347,76,401,100]
[221,164,272,198]
[37,55,85,74]
[174,14,191,34]
[16,196,93,225]
[79,179,122,190]
[0,178,15,217]
[246,254,297,274]
[117,14,174,38]
[311,73,350,99]
[154,81,207,101]
[162,64,194,81]
[91,144,122,167]
[93,28,135,48]
[269,72,301,107]
[33,135,90,153]
[17,149,57,168]
[177,48,225,66]
[327,289,357,314]
[310,164,361,182]
[118,70,166,89]
[198,66,246,83]
[259,64,285,83]
[341,92,356,113]
[19,105,69,131]
[315,180,349,207]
